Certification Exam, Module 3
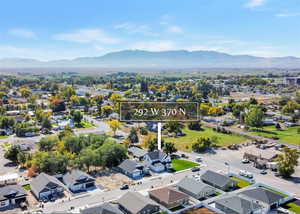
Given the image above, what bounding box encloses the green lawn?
[282,202,300,213]
[165,127,248,152]
[76,121,95,129]
[23,184,31,191]
[249,126,300,145]
[0,136,8,139]
[230,176,251,188]
[171,159,199,171]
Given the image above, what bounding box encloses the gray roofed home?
[239,187,286,210]
[201,170,237,191]
[118,159,146,179]
[0,185,27,209]
[30,173,65,200]
[118,192,160,214]
[128,146,147,160]
[63,170,95,192]
[215,196,262,214]
[80,202,123,214]
[144,150,172,173]
[177,177,216,200]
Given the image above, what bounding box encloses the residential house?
[128,146,147,161]
[118,159,147,179]
[149,187,189,209]
[215,196,262,214]
[177,177,216,200]
[0,185,27,209]
[201,170,237,191]
[80,202,123,214]
[118,192,160,214]
[239,187,286,211]
[63,170,95,192]
[144,150,172,173]
[30,173,65,200]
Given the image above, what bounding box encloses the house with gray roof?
[118,159,148,179]
[239,187,286,211]
[63,170,95,192]
[177,177,216,200]
[201,170,237,191]
[128,146,147,160]
[80,202,123,214]
[30,173,65,200]
[144,150,172,173]
[0,185,27,210]
[118,192,160,214]
[215,196,262,214]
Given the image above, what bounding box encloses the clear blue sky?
[0,0,299,60]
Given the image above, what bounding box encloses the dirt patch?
[94,169,134,190]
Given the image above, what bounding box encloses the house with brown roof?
[149,187,189,209]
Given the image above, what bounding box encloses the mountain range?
[1,50,300,69]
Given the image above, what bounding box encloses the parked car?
[181,154,188,158]
[195,157,202,163]
[242,159,250,164]
[120,184,129,190]
[191,167,200,172]
[274,172,280,177]
[260,170,267,175]
[239,170,253,178]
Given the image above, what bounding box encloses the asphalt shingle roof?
[201,170,234,188]
[80,202,123,214]
[30,173,65,197]
[215,196,261,214]
[149,187,189,205]
[177,177,215,195]
[63,170,95,186]
[118,192,158,214]
[240,187,285,205]
[0,185,26,201]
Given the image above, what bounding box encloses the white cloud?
[8,28,37,39]
[53,29,120,44]
[129,40,177,51]
[166,25,183,34]
[245,0,267,8]
[114,23,156,36]
[275,12,300,17]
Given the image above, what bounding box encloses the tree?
[101,105,113,117]
[276,147,299,178]
[4,145,21,162]
[188,121,202,131]
[192,137,213,153]
[71,110,83,125]
[165,121,184,133]
[108,120,121,136]
[78,148,97,172]
[98,141,127,168]
[41,116,52,130]
[245,106,264,129]
[163,142,177,155]
[127,127,139,143]
[38,136,59,151]
[58,125,74,140]
[19,87,32,98]
[50,97,66,112]
[17,152,27,167]
[248,97,258,105]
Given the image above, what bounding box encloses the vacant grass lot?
[165,127,248,152]
[230,176,251,188]
[171,159,199,171]
[249,126,300,145]
[76,121,95,129]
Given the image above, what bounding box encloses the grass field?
[23,184,31,191]
[171,159,199,171]
[230,176,251,188]
[165,127,248,152]
[282,201,300,213]
[249,126,300,145]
